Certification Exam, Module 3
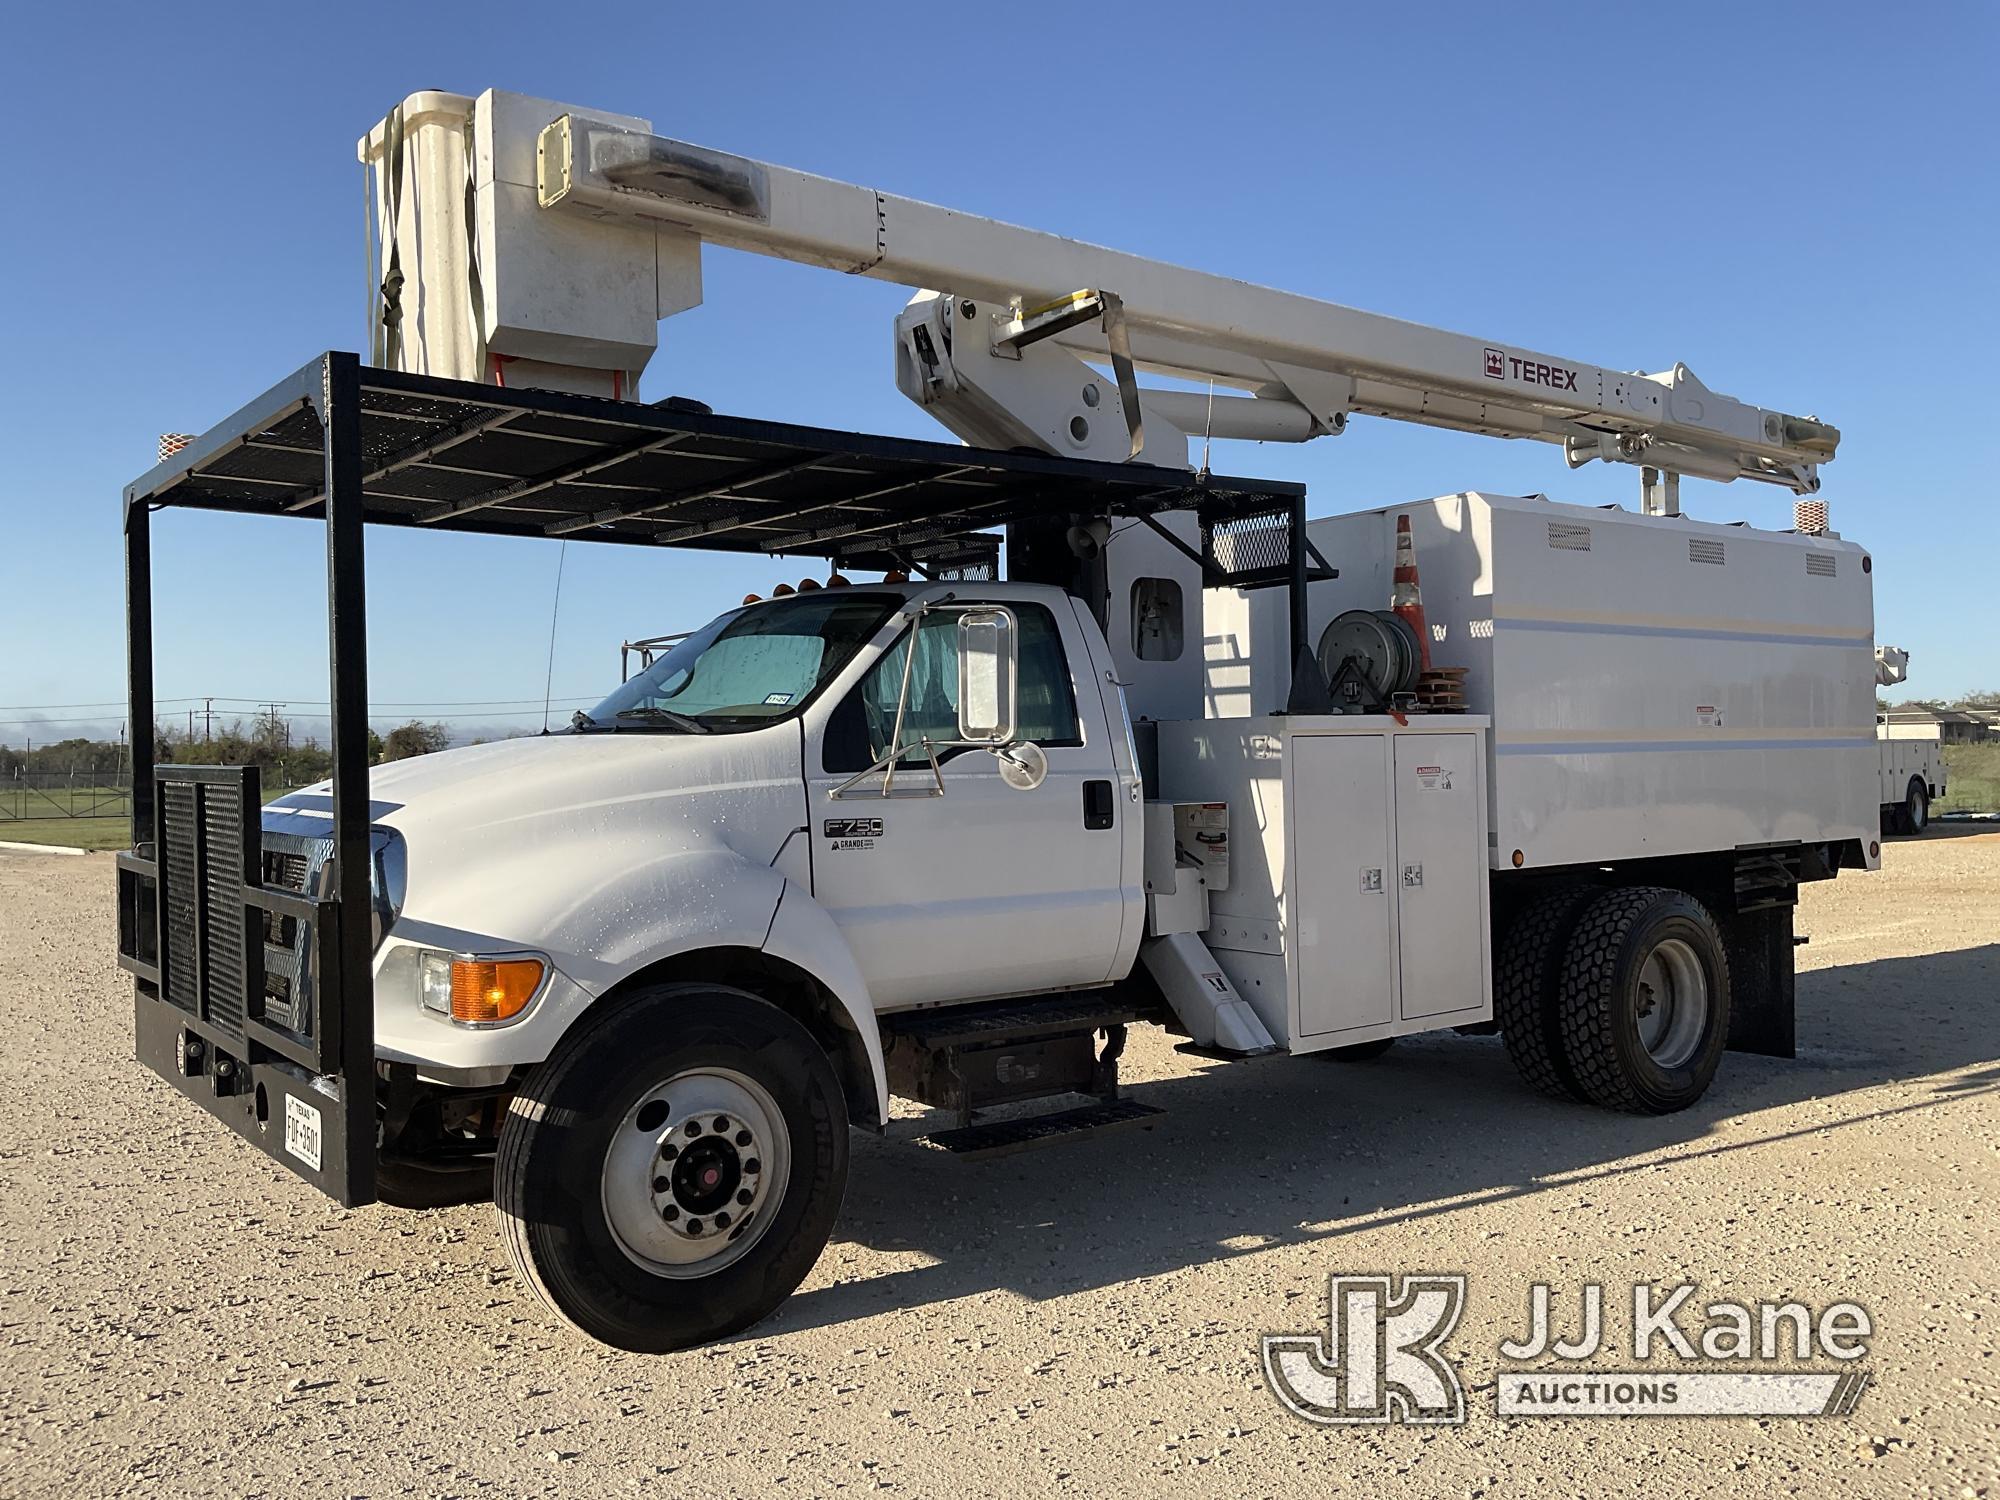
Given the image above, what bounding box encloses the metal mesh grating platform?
[126,357,1304,577]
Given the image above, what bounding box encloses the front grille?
[260,833,332,1037]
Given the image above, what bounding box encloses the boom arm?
[362,90,1837,502]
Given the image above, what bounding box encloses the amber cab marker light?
[1511,849,1525,868]
[449,959,544,1024]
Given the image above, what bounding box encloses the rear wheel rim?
[1633,937,1709,1070]
[1909,786,1927,829]
[601,1067,793,1280]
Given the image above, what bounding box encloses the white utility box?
[1152,715,1492,1051]
[1205,492,1879,872]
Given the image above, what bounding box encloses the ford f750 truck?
[115,91,1874,1352]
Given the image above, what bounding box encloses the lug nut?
[742,1158,760,1174]
[736,1188,753,1206]
[686,1218,703,1234]
[714,1211,731,1229]
[712,1116,730,1133]
[684,1120,702,1136]
[661,1204,678,1221]
[734,1129,752,1146]
[660,1143,679,1161]
[652,1176,669,1193]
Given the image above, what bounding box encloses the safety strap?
[377,104,407,370]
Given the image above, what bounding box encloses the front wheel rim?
[601,1067,793,1280]
[1633,937,1710,1070]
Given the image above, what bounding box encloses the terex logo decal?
[1482,349,1581,392]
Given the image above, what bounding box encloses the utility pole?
[203,696,215,742]
[257,702,289,749]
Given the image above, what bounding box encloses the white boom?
[361,90,1838,507]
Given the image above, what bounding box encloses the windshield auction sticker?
[1263,1275,1872,1425]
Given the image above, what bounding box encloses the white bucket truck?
[114,90,1876,1352]
[1872,646,1948,833]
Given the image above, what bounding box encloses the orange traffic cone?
[1391,514,1432,672]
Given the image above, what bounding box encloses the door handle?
[1082,779,1115,830]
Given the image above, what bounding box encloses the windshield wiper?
[612,705,711,734]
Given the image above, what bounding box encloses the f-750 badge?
[822,818,883,850]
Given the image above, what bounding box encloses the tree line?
[1884,689,2000,712]
[1,719,457,786]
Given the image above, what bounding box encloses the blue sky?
[2,2,1994,747]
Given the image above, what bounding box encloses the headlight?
[416,950,547,1027]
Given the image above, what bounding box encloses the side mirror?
[956,607,1018,745]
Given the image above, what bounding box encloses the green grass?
[0,816,131,851]
[0,783,308,851]
[0,786,132,820]
[1938,742,2000,815]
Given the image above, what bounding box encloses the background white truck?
[1874,646,1947,832]
[115,89,1876,1353]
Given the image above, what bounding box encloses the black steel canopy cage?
[115,350,1314,1206]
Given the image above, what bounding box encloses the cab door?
[804,594,1130,1010]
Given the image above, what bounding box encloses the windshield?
[584,591,901,733]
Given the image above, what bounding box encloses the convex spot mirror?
[955,606,1018,745]
[991,739,1049,792]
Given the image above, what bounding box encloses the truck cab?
[316,581,1145,1104]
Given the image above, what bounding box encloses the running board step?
[879,992,1148,1048]
[923,1098,1164,1159]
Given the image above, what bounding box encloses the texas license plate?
[284,1094,323,1171]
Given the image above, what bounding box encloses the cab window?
[823,602,1081,772]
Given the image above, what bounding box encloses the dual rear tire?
[1495,885,1731,1114]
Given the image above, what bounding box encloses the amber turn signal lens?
[449,959,544,1024]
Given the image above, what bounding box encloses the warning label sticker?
[1413,764,1454,792]
[1696,705,1724,728]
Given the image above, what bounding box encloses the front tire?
[496,982,849,1352]
[1555,887,1731,1115]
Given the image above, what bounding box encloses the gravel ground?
[1,835,1994,1499]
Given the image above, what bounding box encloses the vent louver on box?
[1806,552,1837,577]
[1546,521,1592,552]
[1689,537,1727,565]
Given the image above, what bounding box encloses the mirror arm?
[827,734,952,800]
[881,618,924,796]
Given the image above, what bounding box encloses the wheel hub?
[602,1068,790,1278]
[1633,937,1710,1070]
